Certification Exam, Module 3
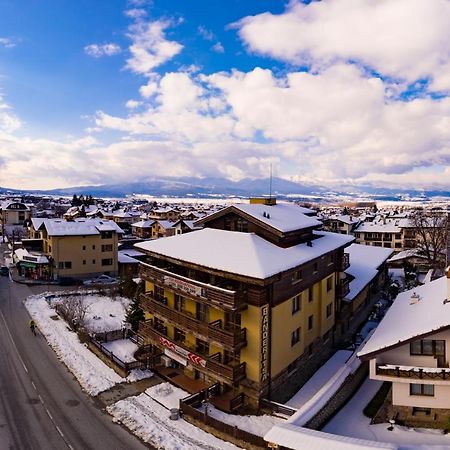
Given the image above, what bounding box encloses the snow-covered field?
[107,390,240,450]
[25,292,152,395]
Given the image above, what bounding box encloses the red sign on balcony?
[159,336,207,368]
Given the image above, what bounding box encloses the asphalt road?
[0,267,150,449]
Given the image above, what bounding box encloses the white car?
[83,275,118,285]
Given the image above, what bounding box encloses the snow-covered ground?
[25,293,152,395]
[107,391,240,450]
[324,378,450,447]
[102,339,138,363]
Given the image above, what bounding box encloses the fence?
[90,337,143,372]
[180,388,267,448]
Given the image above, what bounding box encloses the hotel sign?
[260,304,270,383]
[163,275,205,298]
[159,336,207,368]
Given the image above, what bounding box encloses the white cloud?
[125,99,142,109]
[198,26,214,41]
[84,43,121,57]
[125,20,183,75]
[124,8,147,19]
[235,0,450,87]
[212,42,224,53]
[0,38,15,49]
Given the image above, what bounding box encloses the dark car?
[0,266,9,276]
[59,277,83,286]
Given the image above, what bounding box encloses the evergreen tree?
[125,296,145,332]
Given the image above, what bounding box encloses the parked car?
[83,275,118,286]
[0,266,9,276]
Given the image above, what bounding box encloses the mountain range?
[1,176,450,201]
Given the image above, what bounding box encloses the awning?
[164,348,187,366]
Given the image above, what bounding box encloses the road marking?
[0,309,74,450]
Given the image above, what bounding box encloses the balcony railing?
[336,276,350,299]
[340,253,350,272]
[139,320,246,383]
[140,263,246,311]
[376,364,450,381]
[140,294,247,350]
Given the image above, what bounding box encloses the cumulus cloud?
[84,43,121,57]
[212,42,224,53]
[125,20,183,75]
[235,0,450,89]
[124,8,147,19]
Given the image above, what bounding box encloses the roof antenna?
[269,163,272,200]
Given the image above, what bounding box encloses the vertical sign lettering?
[260,304,269,383]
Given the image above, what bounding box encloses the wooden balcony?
[336,276,350,299]
[140,263,246,311]
[139,320,246,384]
[140,294,247,350]
[340,253,350,272]
[376,364,450,381]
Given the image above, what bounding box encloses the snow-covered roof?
[358,276,450,358]
[327,214,360,225]
[1,200,29,211]
[31,217,46,230]
[14,248,49,264]
[387,248,427,263]
[37,218,124,236]
[156,220,175,229]
[344,244,393,301]
[118,252,140,264]
[264,424,397,450]
[131,220,154,228]
[135,228,353,280]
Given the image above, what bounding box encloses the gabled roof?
[358,276,450,359]
[1,200,30,211]
[135,228,353,280]
[195,202,321,234]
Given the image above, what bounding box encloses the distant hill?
[2,177,450,200]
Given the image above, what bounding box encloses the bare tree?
[410,210,447,270]
[57,296,89,331]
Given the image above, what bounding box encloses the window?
[155,286,165,303]
[292,295,301,314]
[326,303,333,318]
[101,258,112,266]
[82,245,86,250]
[308,287,314,303]
[63,261,72,269]
[174,294,185,312]
[92,259,96,264]
[174,328,186,344]
[410,383,434,396]
[58,262,64,269]
[410,339,445,356]
[236,218,248,232]
[82,260,86,265]
[196,338,209,355]
[326,277,333,292]
[308,315,314,331]
[101,244,113,252]
[291,327,300,346]
[292,269,302,283]
[92,245,96,250]
[49,245,52,252]
[101,231,113,239]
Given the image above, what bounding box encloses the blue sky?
[1,0,450,190]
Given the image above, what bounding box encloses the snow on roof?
[38,218,124,236]
[156,220,176,229]
[232,203,322,233]
[131,220,154,228]
[120,249,145,258]
[345,243,393,298]
[118,252,139,264]
[358,276,450,358]
[135,228,353,280]
[31,217,45,230]
[387,249,426,263]
[264,424,397,450]
[1,200,29,211]
[327,214,360,225]
[15,248,49,264]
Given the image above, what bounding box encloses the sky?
[1,0,450,190]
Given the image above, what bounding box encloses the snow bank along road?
[0,274,149,450]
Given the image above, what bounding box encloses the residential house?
[358,270,450,427]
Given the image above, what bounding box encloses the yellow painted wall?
[240,304,262,383]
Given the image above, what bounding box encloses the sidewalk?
[9,266,59,286]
